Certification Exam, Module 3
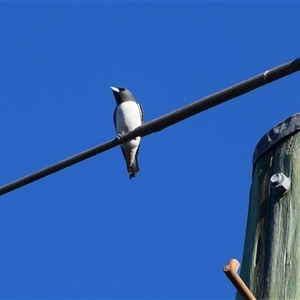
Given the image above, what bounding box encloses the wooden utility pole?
[236,113,300,300]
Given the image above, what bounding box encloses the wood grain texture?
[237,132,300,300]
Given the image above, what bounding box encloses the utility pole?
[236,113,300,300]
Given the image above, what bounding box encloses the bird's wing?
[120,146,129,168]
[137,103,144,123]
[113,106,117,130]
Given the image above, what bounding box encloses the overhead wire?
[1,58,300,196]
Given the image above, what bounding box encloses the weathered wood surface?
[237,132,300,300]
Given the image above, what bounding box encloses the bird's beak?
[110,86,119,93]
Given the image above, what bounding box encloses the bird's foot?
[129,173,135,179]
[117,134,122,140]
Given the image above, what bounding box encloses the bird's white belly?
[116,102,142,135]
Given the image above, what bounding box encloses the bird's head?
[110,86,135,104]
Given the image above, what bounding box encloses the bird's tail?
[128,156,140,179]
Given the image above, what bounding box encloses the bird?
[111,86,143,179]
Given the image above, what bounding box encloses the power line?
[1,58,300,196]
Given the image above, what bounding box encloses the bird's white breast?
[115,101,142,135]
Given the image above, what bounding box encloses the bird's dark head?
[110,86,136,105]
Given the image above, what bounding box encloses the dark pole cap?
[253,113,300,168]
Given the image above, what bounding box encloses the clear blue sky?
[1,2,299,299]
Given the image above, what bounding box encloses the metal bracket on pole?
[223,259,256,300]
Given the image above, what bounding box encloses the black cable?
[1,58,300,196]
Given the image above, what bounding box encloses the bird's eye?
[120,87,125,91]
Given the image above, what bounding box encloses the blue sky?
[0,2,299,299]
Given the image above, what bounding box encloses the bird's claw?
[117,134,122,140]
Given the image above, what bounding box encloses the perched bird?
[111,86,143,179]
